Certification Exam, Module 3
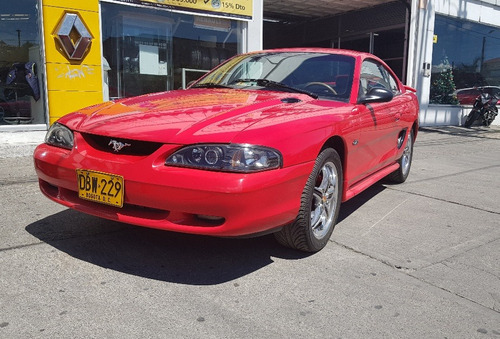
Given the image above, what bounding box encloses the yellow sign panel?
[43,1,103,124]
[433,34,438,43]
[120,0,252,19]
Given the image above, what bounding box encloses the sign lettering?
[110,0,252,20]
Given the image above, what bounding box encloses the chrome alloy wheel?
[274,148,342,252]
[401,131,413,177]
[310,161,339,240]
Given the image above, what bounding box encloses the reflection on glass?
[101,3,241,99]
[431,15,500,105]
[0,0,44,125]
[195,52,355,101]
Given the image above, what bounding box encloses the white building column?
[245,0,263,52]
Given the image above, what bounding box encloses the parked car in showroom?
[455,86,500,105]
[34,48,419,252]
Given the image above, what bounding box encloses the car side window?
[359,59,400,99]
[381,67,400,95]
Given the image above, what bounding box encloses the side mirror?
[359,87,393,104]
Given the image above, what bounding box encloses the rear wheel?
[483,107,498,126]
[274,148,343,252]
[387,129,414,184]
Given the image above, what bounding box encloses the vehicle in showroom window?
[34,48,419,252]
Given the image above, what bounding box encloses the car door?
[348,59,403,185]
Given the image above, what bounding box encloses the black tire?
[483,107,497,126]
[274,148,343,252]
[387,129,414,184]
[464,109,480,127]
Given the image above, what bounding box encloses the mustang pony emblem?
[108,139,131,152]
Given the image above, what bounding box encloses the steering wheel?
[305,82,338,95]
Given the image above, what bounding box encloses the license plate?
[77,169,124,208]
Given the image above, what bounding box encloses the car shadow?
[25,210,310,286]
[25,183,389,285]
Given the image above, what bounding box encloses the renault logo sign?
[55,12,93,61]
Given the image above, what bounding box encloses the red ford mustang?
[34,48,419,252]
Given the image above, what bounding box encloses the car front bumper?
[34,138,313,237]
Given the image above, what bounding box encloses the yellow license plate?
[77,169,124,208]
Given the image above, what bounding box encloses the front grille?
[82,133,163,156]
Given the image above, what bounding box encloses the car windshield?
[192,52,355,102]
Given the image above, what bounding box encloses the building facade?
[0,0,499,131]
[0,0,263,130]
[409,0,500,126]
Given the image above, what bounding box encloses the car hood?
[60,88,342,144]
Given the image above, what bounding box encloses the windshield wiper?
[231,78,318,99]
[191,83,231,89]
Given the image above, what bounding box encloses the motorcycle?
[464,87,498,127]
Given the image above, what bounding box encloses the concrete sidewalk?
[0,126,499,338]
[0,131,46,158]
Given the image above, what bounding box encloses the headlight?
[45,123,74,149]
[166,144,282,172]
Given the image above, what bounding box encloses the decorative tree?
[430,57,459,104]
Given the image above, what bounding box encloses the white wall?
[245,0,263,52]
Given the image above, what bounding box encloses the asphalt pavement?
[0,126,499,338]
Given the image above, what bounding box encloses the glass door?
[103,11,173,99]
[0,0,44,125]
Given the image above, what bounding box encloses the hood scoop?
[281,97,302,104]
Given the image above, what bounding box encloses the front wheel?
[464,109,480,127]
[274,148,343,252]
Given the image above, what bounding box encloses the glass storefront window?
[430,15,500,105]
[0,0,44,125]
[101,2,242,100]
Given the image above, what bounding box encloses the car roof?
[246,47,373,59]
